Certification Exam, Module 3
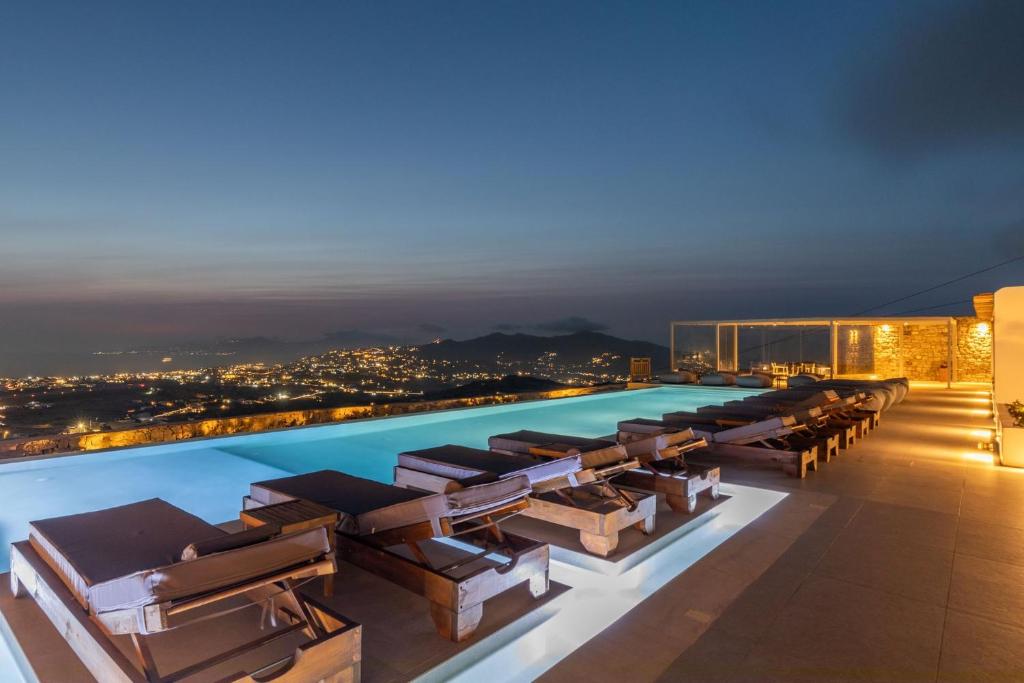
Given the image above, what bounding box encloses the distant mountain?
[417,331,669,373]
[424,375,565,399]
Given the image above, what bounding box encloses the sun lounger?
[246,470,548,641]
[746,389,878,434]
[487,431,658,556]
[691,405,842,461]
[654,413,818,478]
[606,427,721,513]
[10,498,360,683]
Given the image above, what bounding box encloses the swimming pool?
[0,386,760,576]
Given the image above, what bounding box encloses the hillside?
[416,331,669,374]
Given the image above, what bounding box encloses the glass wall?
[737,325,830,374]
[670,318,985,383]
[670,324,716,373]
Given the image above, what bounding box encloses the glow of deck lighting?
[434,483,787,683]
[970,429,994,442]
[962,451,994,464]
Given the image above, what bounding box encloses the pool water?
[0,386,759,574]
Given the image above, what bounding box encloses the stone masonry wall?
[0,385,617,459]
[956,316,993,382]
[900,323,950,381]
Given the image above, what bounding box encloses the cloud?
[836,1,1024,158]
[417,322,446,334]
[533,316,609,333]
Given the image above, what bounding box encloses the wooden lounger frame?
[695,441,818,479]
[10,540,361,683]
[394,461,657,557]
[613,435,721,513]
[244,496,549,642]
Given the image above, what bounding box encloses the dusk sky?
[2,0,1023,375]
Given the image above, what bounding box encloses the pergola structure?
[669,316,990,387]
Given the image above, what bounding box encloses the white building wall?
[994,286,1024,404]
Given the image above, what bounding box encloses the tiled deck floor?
[543,386,1023,683]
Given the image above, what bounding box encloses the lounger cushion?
[28,499,331,617]
[617,418,677,435]
[29,499,224,609]
[488,430,627,469]
[251,470,530,536]
[181,525,280,561]
[398,445,581,485]
[700,373,736,386]
[736,374,772,388]
[620,429,699,459]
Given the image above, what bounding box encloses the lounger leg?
[710,483,720,500]
[130,633,161,683]
[665,493,697,514]
[529,570,550,598]
[430,602,483,642]
[635,514,655,535]
[579,529,618,557]
[10,571,27,599]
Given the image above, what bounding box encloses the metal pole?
[947,319,954,389]
[830,321,838,378]
[670,322,676,371]
[715,324,721,371]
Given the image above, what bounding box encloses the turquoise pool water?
[0,386,760,574]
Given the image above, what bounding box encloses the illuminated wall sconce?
[880,324,892,333]
[976,322,990,335]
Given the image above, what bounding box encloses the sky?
[2,0,1023,375]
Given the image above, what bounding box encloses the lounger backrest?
[576,444,629,470]
[88,527,332,617]
[710,416,794,444]
[357,475,531,536]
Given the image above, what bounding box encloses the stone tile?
[948,554,1024,628]
[960,493,1024,530]
[747,493,834,539]
[841,500,958,551]
[655,628,758,683]
[956,519,1024,567]
[629,563,754,638]
[704,528,796,582]
[813,531,953,606]
[938,610,1024,682]
[864,479,963,514]
[756,576,944,676]
[713,563,808,640]
[743,642,936,683]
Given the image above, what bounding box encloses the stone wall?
[900,323,950,381]
[955,316,993,382]
[871,325,903,378]
[0,385,618,459]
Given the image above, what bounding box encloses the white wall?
[994,286,1024,403]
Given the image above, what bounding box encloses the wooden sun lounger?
[246,470,549,642]
[737,391,874,439]
[613,428,721,513]
[654,414,818,478]
[487,432,658,557]
[690,406,841,462]
[10,498,361,683]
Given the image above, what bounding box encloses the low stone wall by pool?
[0,385,622,459]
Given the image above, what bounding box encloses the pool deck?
[3,386,1021,681]
[544,386,1022,682]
